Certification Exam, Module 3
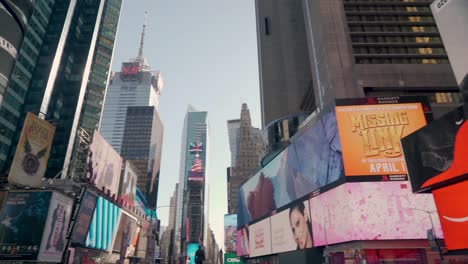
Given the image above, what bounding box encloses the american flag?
[191,154,203,172]
[189,141,203,153]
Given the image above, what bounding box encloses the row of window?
[353,46,446,55]
[351,35,442,44]
[347,14,434,22]
[349,25,439,33]
[355,57,449,64]
[344,5,431,12]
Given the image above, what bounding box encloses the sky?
[111,0,261,247]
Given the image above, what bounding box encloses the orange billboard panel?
[335,103,427,177]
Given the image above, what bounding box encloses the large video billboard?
[335,99,427,179]
[86,131,122,196]
[37,192,74,263]
[224,214,237,253]
[402,106,468,250]
[248,218,272,258]
[120,161,138,207]
[186,243,198,264]
[309,181,442,246]
[70,190,98,245]
[0,191,52,261]
[236,227,249,257]
[9,113,55,187]
[402,106,466,192]
[112,212,137,256]
[237,107,344,227]
[85,196,121,251]
[271,200,312,254]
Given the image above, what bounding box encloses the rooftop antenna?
[138,12,148,60]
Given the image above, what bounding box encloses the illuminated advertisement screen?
[402,106,466,192]
[248,218,272,258]
[112,212,137,254]
[236,227,249,257]
[335,98,427,180]
[271,200,312,254]
[71,191,98,244]
[85,196,121,251]
[238,107,344,227]
[0,191,52,261]
[86,131,123,196]
[224,214,237,253]
[120,161,138,207]
[309,181,442,246]
[186,243,198,264]
[120,62,140,81]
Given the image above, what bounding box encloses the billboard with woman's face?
[270,200,312,254]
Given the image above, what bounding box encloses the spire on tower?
[138,12,148,59]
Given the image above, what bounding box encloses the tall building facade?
[228,103,263,214]
[255,0,315,128]
[160,185,178,264]
[0,0,55,172]
[174,107,208,258]
[99,17,163,153]
[0,0,123,178]
[227,119,241,165]
[120,106,164,209]
[256,0,460,125]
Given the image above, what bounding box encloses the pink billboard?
[309,181,443,246]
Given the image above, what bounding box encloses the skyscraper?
[256,0,460,123]
[255,0,315,128]
[174,107,208,258]
[0,0,55,172]
[0,0,123,179]
[227,119,241,165]
[99,14,163,153]
[228,103,263,214]
[120,106,164,209]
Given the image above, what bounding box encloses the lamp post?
[409,208,444,260]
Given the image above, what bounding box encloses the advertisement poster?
[86,131,122,196]
[113,212,136,254]
[224,214,237,253]
[224,252,244,264]
[9,113,55,187]
[120,161,138,206]
[236,228,249,257]
[186,243,198,264]
[0,191,52,261]
[85,196,121,251]
[237,108,344,227]
[402,106,465,192]
[38,192,74,262]
[309,182,442,246]
[71,190,98,245]
[248,218,272,258]
[271,200,312,254]
[335,101,426,178]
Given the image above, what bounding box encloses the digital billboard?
[432,180,468,251]
[402,106,466,192]
[37,192,74,263]
[237,107,344,227]
[236,228,249,257]
[71,190,98,245]
[335,99,427,179]
[112,212,137,256]
[9,113,56,187]
[0,191,52,261]
[85,196,121,251]
[271,200,312,254]
[120,62,140,81]
[248,218,272,258]
[224,214,237,253]
[186,243,198,264]
[309,182,442,246]
[120,161,138,207]
[86,131,123,196]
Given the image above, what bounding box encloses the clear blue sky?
[111,0,261,247]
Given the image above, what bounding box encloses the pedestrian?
[195,245,205,264]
